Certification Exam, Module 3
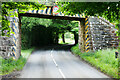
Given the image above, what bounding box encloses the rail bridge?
[0,6,118,60]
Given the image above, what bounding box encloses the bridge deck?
[19,13,85,21]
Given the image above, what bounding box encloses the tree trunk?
[62,33,65,43]
[18,15,22,56]
[73,31,78,44]
[55,32,59,44]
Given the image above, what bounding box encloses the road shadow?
[35,44,75,51]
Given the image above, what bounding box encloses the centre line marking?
[50,49,66,78]
[59,68,66,78]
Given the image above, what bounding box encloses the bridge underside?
[19,13,85,21]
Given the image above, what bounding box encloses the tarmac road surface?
[19,45,109,78]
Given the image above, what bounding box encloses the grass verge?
[0,47,35,75]
[71,44,119,78]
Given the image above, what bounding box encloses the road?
[19,45,109,78]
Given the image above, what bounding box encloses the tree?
[1,2,45,37]
[57,2,119,22]
[57,2,120,47]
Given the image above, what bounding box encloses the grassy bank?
[0,48,35,75]
[71,44,118,78]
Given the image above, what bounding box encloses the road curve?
[19,45,109,78]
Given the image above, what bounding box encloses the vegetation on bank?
[71,44,119,78]
[0,48,35,75]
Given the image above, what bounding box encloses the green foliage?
[1,56,26,74]
[1,17,11,37]
[57,2,120,47]
[21,16,79,49]
[2,2,79,38]
[57,2,119,22]
[71,44,118,78]
[1,48,34,75]
[21,17,53,30]
[59,32,74,44]
[71,44,80,55]
[1,2,45,36]
[21,17,61,49]
[51,19,79,35]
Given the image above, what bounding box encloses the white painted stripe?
[76,14,79,17]
[14,34,18,39]
[83,13,85,18]
[43,8,46,14]
[13,27,17,33]
[73,15,75,17]
[13,38,16,44]
[13,46,17,50]
[69,15,72,17]
[15,22,18,29]
[34,10,37,13]
[50,50,58,67]
[59,68,66,78]
[29,10,32,13]
[75,14,77,17]
[52,57,58,67]
[80,14,82,17]
[61,13,64,16]
[38,10,41,14]
[47,7,51,14]
[59,14,62,16]
[50,49,66,78]
[51,49,53,53]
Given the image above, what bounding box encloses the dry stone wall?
[88,16,118,51]
[0,36,13,59]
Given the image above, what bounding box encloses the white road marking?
[58,68,66,78]
[50,50,58,67]
[51,50,53,53]
[50,49,66,78]
[53,58,58,67]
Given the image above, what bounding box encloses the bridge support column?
[85,17,90,52]
[78,20,85,52]
[12,9,21,60]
